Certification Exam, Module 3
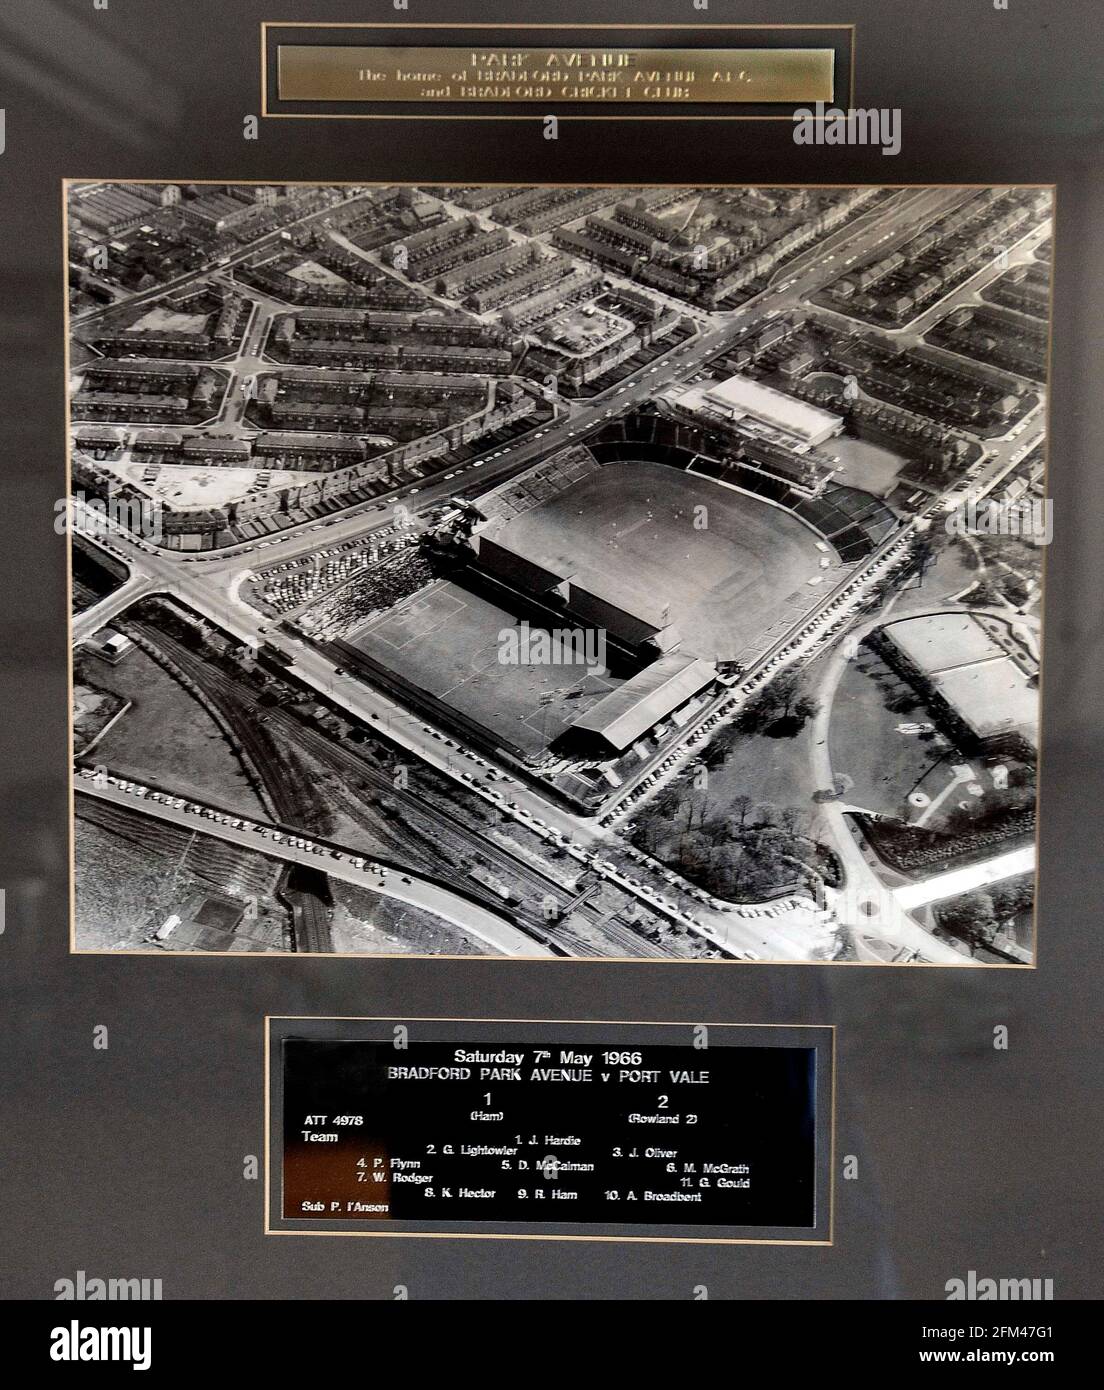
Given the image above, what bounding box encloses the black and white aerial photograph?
[67,182,1050,965]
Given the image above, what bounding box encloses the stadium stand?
[298,548,436,641]
[564,653,718,755]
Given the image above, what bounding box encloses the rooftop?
[674,373,843,446]
[884,612,1004,673]
[883,613,1037,748]
[570,652,717,752]
[933,660,1038,746]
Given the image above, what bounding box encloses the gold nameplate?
[276,46,835,105]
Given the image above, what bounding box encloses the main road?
[76,778,555,957]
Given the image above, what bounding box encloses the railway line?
[119,615,319,827]
[268,714,673,958]
[107,612,674,959]
[76,775,557,957]
[118,614,337,951]
[277,865,333,955]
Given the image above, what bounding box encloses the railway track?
[279,717,673,958]
[120,617,333,950]
[277,866,332,955]
[121,616,320,829]
[120,619,568,950]
[115,616,676,960]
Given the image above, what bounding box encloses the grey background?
[0,0,1101,1300]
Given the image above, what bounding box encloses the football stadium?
[471,459,829,665]
[323,445,859,774]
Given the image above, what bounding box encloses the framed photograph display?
[0,0,1100,1357]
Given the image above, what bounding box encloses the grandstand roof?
[570,653,717,752]
[692,374,843,446]
[565,580,668,643]
[476,533,565,595]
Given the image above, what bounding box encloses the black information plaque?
[268,1019,834,1243]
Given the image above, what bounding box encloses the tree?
[682,789,711,832]
[793,693,821,724]
[702,741,729,771]
[779,806,803,838]
[773,671,801,719]
[990,878,1033,919]
[940,891,998,955]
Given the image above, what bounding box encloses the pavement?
[894,844,1036,912]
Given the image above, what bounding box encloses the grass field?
[490,461,827,662]
[831,655,957,820]
[82,645,264,814]
[347,582,624,756]
[831,646,1036,833]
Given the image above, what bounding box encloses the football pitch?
[346,583,624,757]
[490,461,830,663]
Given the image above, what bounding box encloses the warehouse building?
[880,613,1038,753]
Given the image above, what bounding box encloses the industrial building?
[669,373,844,452]
[880,613,1038,752]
